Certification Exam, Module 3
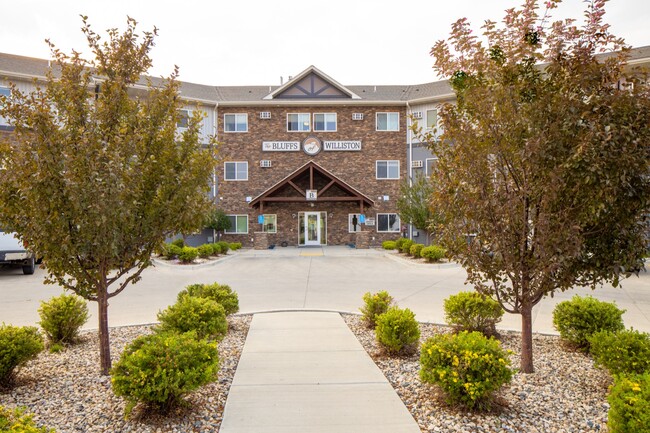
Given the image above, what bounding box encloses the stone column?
[254,232,269,250]
[355,231,370,249]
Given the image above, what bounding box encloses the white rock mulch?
[343,314,612,433]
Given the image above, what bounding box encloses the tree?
[419,0,650,373]
[396,175,438,240]
[0,17,217,375]
[206,208,231,241]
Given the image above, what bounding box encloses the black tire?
[22,257,35,275]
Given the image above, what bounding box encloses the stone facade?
[216,105,406,247]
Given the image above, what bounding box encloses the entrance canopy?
[249,161,374,212]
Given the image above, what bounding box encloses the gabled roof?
[250,160,374,209]
[263,65,361,100]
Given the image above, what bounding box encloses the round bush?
[0,406,55,432]
[197,244,214,258]
[382,240,397,250]
[170,238,185,248]
[178,246,199,263]
[443,291,503,337]
[589,329,650,375]
[38,294,89,346]
[177,282,240,316]
[552,295,625,350]
[0,325,44,386]
[111,331,219,417]
[375,307,420,355]
[421,245,446,262]
[216,241,230,254]
[229,242,242,251]
[410,243,424,257]
[165,243,182,260]
[394,237,408,250]
[359,291,394,328]
[400,239,414,255]
[420,331,513,409]
[157,296,228,341]
[607,372,650,433]
[210,243,222,255]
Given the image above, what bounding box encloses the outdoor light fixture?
[292,213,297,218]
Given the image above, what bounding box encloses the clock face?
[302,137,322,156]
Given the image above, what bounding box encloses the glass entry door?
[304,212,321,246]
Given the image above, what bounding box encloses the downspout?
[213,102,219,242]
[406,101,413,241]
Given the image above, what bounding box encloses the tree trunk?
[520,305,534,373]
[97,279,111,376]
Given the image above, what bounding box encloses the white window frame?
[225,215,249,234]
[425,157,439,177]
[426,109,438,129]
[376,160,400,180]
[313,113,337,132]
[177,109,191,129]
[287,113,311,132]
[376,112,399,131]
[0,87,11,127]
[224,161,248,181]
[376,213,401,233]
[262,214,277,233]
[348,213,362,233]
[224,113,248,133]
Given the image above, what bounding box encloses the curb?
[382,251,461,269]
[151,252,240,270]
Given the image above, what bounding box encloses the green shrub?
[177,283,240,316]
[178,246,199,263]
[216,241,230,254]
[443,291,503,337]
[589,329,650,375]
[0,406,55,432]
[197,244,214,258]
[229,242,242,250]
[400,239,414,255]
[111,331,219,417]
[607,372,650,433]
[359,291,394,328]
[210,243,222,255]
[420,331,513,409]
[0,325,44,386]
[375,307,420,355]
[421,245,446,262]
[394,237,408,250]
[552,295,625,350]
[382,240,397,250]
[38,294,89,346]
[157,296,228,341]
[171,238,185,249]
[165,243,182,260]
[410,243,424,257]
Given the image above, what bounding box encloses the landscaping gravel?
[0,315,251,433]
[343,314,612,433]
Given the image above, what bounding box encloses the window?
[376,160,399,179]
[224,161,248,181]
[425,158,438,177]
[376,112,399,131]
[377,213,400,233]
[348,214,362,233]
[225,215,248,234]
[262,214,277,233]
[177,109,190,128]
[287,113,310,131]
[313,113,336,131]
[426,109,437,129]
[224,113,248,132]
[0,87,11,128]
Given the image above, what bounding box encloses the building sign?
[365,217,375,226]
[262,141,300,151]
[323,141,362,151]
[302,137,322,156]
[306,189,317,200]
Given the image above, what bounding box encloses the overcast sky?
[1,0,648,86]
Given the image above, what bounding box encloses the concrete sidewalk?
[219,311,420,433]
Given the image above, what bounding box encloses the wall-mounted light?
[245,196,252,202]
[328,212,333,218]
[292,213,297,218]
[383,195,390,201]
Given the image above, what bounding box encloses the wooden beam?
[319,179,336,195]
[260,201,264,213]
[309,165,314,190]
[360,200,364,213]
[287,181,304,195]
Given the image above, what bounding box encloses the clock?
[302,137,322,156]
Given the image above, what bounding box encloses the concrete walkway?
[219,311,420,433]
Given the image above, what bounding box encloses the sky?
[0,0,648,87]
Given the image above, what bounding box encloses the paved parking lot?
[1,246,648,334]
